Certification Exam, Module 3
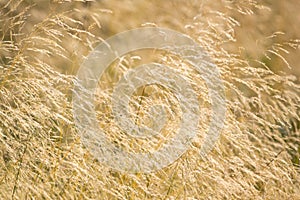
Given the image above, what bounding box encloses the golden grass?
[0,0,299,199]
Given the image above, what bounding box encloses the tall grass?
[0,0,299,199]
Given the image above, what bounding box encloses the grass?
[0,0,299,199]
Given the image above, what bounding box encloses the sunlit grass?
[0,0,299,199]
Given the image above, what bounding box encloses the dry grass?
[0,0,299,199]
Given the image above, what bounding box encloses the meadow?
[0,0,299,199]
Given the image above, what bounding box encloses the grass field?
[0,0,299,199]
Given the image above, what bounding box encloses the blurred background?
[9,0,300,79]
